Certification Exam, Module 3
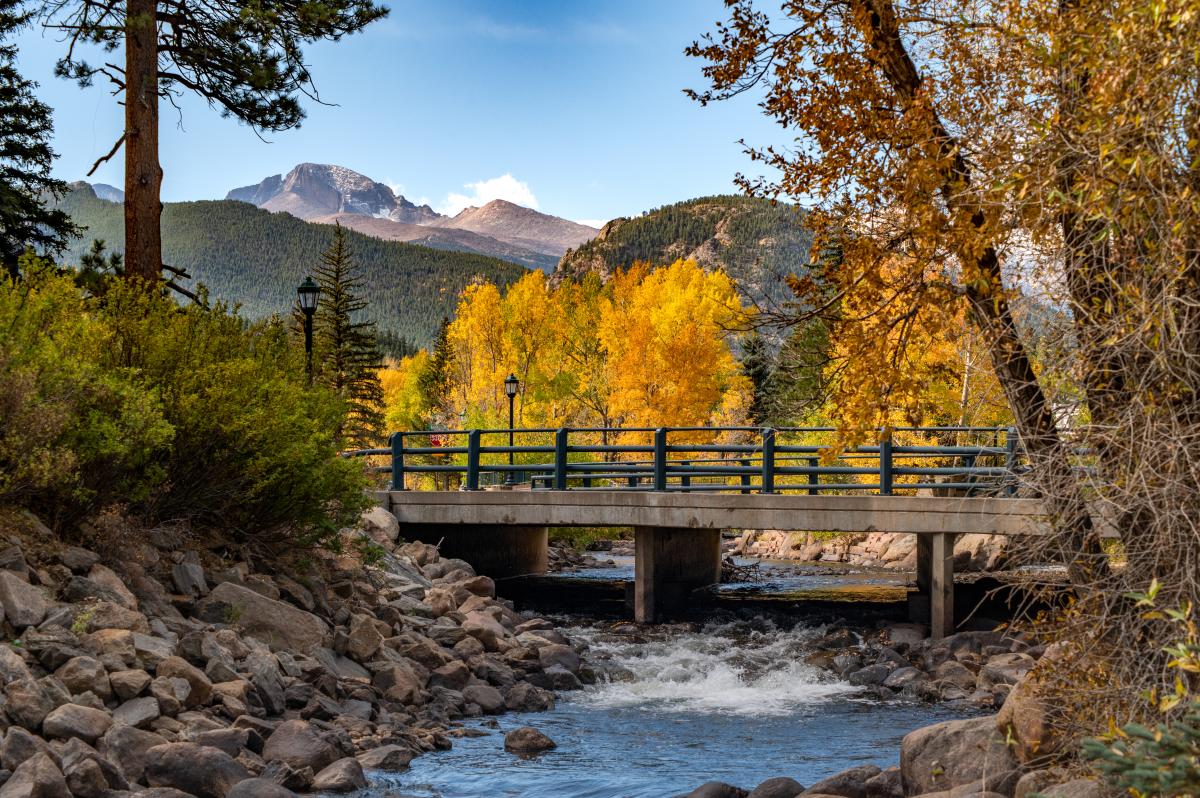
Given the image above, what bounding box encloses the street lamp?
[297,277,320,385]
[504,373,519,486]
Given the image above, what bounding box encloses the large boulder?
[360,506,400,547]
[99,724,167,784]
[0,752,70,798]
[685,783,748,798]
[900,716,1017,796]
[197,583,328,653]
[261,720,337,773]
[41,704,112,745]
[156,657,212,707]
[996,645,1071,766]
[143,742,250,798]
[356,744,414,772]
[0,572,49,629]
[310,758,367,792]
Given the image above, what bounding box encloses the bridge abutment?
[409,525,549,579]
[634,526,722,623]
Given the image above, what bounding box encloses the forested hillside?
[555,195,812,309]
[57,185,527,344]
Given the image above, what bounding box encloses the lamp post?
[297,277,320,386]
[504,373,519,486]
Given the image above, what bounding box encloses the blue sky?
[14,1,784,226]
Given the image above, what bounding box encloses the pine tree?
[418,317,455,428]
[43,0,387,283]
[312,223,383,449]
[740,332,775,425]
[0,1,78,278]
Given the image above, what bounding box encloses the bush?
[0,260,368,547]
[1082,585,1200,797]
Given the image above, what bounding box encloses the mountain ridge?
[225,163,597,271]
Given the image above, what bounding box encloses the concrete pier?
[633,526,722,623]
[410,524,548,579]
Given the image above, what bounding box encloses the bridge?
[358,426,1050,638]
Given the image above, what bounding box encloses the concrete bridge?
[360,425,1047,638]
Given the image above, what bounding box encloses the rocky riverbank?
[0,506,586,796]
[732,531,1008,572]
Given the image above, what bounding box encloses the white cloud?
[439,174,540,216]
[574,219,607,229]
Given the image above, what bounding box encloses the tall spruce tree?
[0,0,77,278]
[418,317,455,428]
[739,332,775,426]
[312,223,383,449]
[41,0,386,283]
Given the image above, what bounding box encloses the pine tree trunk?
[123,0,161,284]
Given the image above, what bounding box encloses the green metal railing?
[347,426,1022,497]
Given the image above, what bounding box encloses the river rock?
[360,506,400,547]
[747,776,804,798]
[462,611,509,651]
[197,583,328,653]
[113,696,160,728]
[900,716,1016,795]
[41,704,112,744]
[144,742,250,798]
[864,766,901,798]
[156,657,212,707]
[802,764,880,798]
[261,720,337,773]
[995,648,1068,766]
[0,572,49,629]
[686,783,748,798]
[504,727,556,754]
[0,751,70,798]
[53,657,111,703]
[504,682,554,712]
[226,778,297,798]
[0,728,55,774]
[538,643,580,673]
[356,744,414,771]
[311,757,367,792]
[99,725,167,783]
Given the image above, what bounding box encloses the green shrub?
[0,260,368,547]
[1083,584,1200,797]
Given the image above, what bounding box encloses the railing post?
[740,458,751,494]
[466,429,481,491]
[554,428,569,490]
[680,460,691,489]
[1004,425,1017,497]
[654,428,667,491]
[761,428,776,494]
[807,456,819,496]
[880,428,894,495]
[390,432,405,491]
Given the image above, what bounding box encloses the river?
[359,593,971,797]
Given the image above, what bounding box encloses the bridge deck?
[382,490,1050,536]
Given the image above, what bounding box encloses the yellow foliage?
[384,260,753,438]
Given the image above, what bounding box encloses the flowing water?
[361,618,970,798]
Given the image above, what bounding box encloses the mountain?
[91,183,124,203]
[554,195,812,310]
[226,163,598,271]
[57,183,526,345]
[431,200,598,256]
[227,163,442,225]
[307,213,557,273]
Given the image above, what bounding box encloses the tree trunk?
[852,0,1107,587]
[124,0,161,284]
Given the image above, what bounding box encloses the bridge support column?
[409,525,548,579]
[911,533,957,639]
[634,526,721,623]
